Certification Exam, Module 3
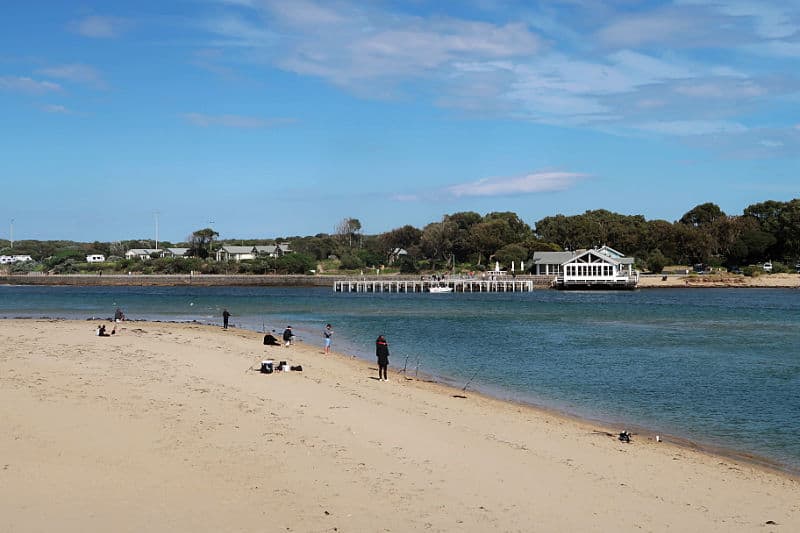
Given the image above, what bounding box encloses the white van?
[762,262,773,272]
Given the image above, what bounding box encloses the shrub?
[742,265,761,277]
[338,254,364,270]
[770,261,790,274]
[397,256,420,273]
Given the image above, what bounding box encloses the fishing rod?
[462,367,481,392]
[402,354,411,375]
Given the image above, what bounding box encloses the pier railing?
[333,276,554,293]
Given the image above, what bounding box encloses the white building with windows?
[532,245,638,289]
[215,246,256,262]
[0,254,33,264]
[253,242,292,258]
[125,248,160,260]
[86,254,106,263]
[162,247,190,258]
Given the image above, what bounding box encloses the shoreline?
[3,272,800,289]
[2,318,798,531]
[2,314,799,477]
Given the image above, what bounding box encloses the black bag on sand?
[290,365,303,372]
[260,361,274,374]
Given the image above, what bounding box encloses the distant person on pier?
[222,308,231,330]
[376,335,390,381]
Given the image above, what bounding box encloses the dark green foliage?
[274,253,316,274]
[6,198,800,275]
[396,256,420,273]
[338,254,365,270]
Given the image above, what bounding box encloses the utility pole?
[154,211,160,250]
[208,220,215,259]
[9,218,14,248]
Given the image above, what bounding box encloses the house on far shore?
[253,242,292,258]
[125,248,160,260]
[388,248,408,264]
[86,254,106,263]
[0,254,33,264]
[532,245,638,289]
[162,247,190,258]
[215,245,256,262]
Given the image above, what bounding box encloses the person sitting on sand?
[376,335,389,381]
[114,308,125,322]
[97,324,110,337]
[263,332,280,346]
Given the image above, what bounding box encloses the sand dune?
[1,319,797,532]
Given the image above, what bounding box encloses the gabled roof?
[531,251,575,264]
[254,245,278,253]
[597,245,625,259]
[126,248,159,255]
[218,246,255,254]
[166,247,189,255]
[564,248,620,266]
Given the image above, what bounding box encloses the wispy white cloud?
[758,139,783,148]
[37,64,106,89]
[41,104,73,114]
[635,120,748,136]
[182,112,294,128]
[0,75,61,93]
[391,194,420,202]
[204,0,541,88]
[70,15,130,38]
[446,171,585,198]
[677,0,798,39]
[197,0,800,145]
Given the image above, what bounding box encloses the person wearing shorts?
[323,324,333,354]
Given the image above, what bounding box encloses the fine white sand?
[1,319,798,532]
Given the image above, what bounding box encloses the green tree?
[189,228,218,259]
[378,225,422,260]
[335,218,362,249]
[679,203,725,227]
[420,219,458,270]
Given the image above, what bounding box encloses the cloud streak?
[182,112,294,128]
[0,75,60,93]
[197,0,800,151]
[447,171,585,198]
[70,15,130,38]
[37,64,106,89]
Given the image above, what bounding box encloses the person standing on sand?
[283,326,294,346]
[376,335,389,381]
[323,324,333,354]
[222,309,231,329]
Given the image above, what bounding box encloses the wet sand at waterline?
[1,319,797,532]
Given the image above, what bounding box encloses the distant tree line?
[2,199,799,275]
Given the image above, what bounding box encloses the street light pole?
[10,219,14,248]
[208,220,215,260]
[154,211,160,250]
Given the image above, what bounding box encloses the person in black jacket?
[222,309,231,329]
[283,326,294,346]
[376,335,389,381]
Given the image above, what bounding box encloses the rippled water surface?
[2,285,799,470]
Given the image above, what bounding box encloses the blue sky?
[1,0,798,242]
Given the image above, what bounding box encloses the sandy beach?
[638,273,800,288]
[1,319,798,532]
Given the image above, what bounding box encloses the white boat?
[429,285,453,293]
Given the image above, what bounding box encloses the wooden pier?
[333,277,552,293]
